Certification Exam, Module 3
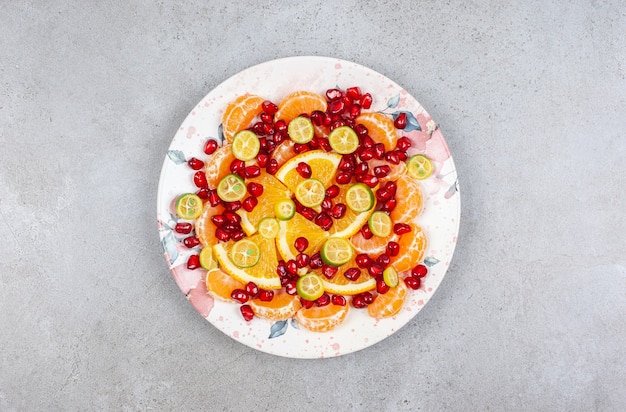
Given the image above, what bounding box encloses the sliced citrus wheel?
[195,203,225,247]
[199,246,218,271]
[314,256,376,296]
[287,116,315,144]
[229,238,261,268]
[216,174,247,202]
[367,279,407,318]
[248,292,302,321]
[389,224,427,273]
[389,174,423,224]
[328,126,359,154]
[231,130,260,161]
[320,237,354,267]
[258,217,280,239]
[275,91,327,124]
[274,199,296,221]
[175,193,203,219]
[296,273,325,301]
[276,213,329,262]
[407,154,434,180]
[222,94,264,142]
[205,268,245,302]
[368,211,392,237]
[382,266,399,287]
[236,172,290,234]
[345,183,375,213]
[295,178,325,208]
[275,150,342,192]
[213,234,282,289]
[204,145,236,189]
[329,184,376,239]
[295,302,349,332]
[356,112,398,151]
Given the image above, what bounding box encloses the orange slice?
[222,94,265,143]
[248,292,302,321]
[276,213,329,262]
[389,224,427,273]
[274,150,342,192]
[195,202,225,248]
[236,171,291,235]
[205,268,245,302]
[274,91,327,124]
[295,303,349,332]
[356,112,398,151]
[329,184,376,239]
[314,256,376,296]
[367,280,407,318]
[389,174,424,224]
[204,145,236,189]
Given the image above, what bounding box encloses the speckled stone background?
[1,1,625,410]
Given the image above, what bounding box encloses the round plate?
[157,56,460,358]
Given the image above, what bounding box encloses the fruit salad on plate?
[170,86,435,333]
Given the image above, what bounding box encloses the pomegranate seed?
[230,159,245,174]
[260,112,273,124]
[187,157,204,170]
[346,104,361,119]
[308,137,320,149]
[355,253,372,269]
[203,139,218,155]
[359,174,379,188]
[193,171,208,188]
[385,151,400,164]
[183,236,200,248]
[315,212,333,230]
[386,241,400,257]
[196,188,210,200]
[318,138,332,151]
[309,253,323,269]
[344,267,361,281]
[187,254,200,270]
[397,150,408,161]
[394,112,408,129]
[256,152,269,168]
[207,189,220,207]
[211,214,225,227]
[405,276,421,290]
[262,100,278,114]
[301,298,315,309]
[331,294,347,306]
[357,147,374,162]
[294,237,309,253]
[381,198,397,212]
[244,165,261,178]
[362,292,374,304]
[325,185,340,198]
[300,206,317,221]
[359,93,373,109]
[296,253,310,268]
[339,154,356,172]
[360,224,373,239]
[246,182,263,198]
[240,304,254,321]
[274,119,287,132]
[341,95,352,107]
[231,289,249,303]
[273,131,287,145]
[215,227,230,242]
[384,181,397,196]
[267,159,279,174]
[360,135,375,148]
[285,280,297,295]
[354,162,369,176]
[352,295,367,308]
[174,222,193,234]
[330,203,347,219]
[354,124,368,136]
[259,289,274,302]
[223,200,241,212]
[316,293,331,307]
[258,136,268,150]
[377,278,390,294]
[322,264,339,279]
[368,263,384,277]
[321,198,333,211]
[276,261,288,277]
[335,171,352,184]
[223,211,241,225]
[310,110,325,126]
[245,282,259,298]
[373,143,386,160]
[376,253,391,267]
[231,231,245,241]
[412,264,428,278]
[374,165,391,178]
[376,186,393,202]
[326,88,343,101]
[293,143,309,154]
[346,86,361,100]
[296,162,312,178]
[252,122,266,136]
[397,136,411,151]
[222,223,239,233]
[330,119,348,131]
[328,99,345,115]
[394,223,412,235]
[286,260,298,275]
[322,112,332,127]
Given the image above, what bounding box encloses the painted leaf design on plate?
[392,110,421,132]
[217,124,225,144]
[387,94,400,108]
[161,230,179,265]
[290,318,300,329]
[268,320,288,338]
[167,150,187,165]
[423,256,440,267]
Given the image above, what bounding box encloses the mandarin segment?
[195,203,226,248]
[222,94,265,142]
[205,268,245,302]
[356,112,398,151]
[295,303,349,332]
[390,224,427,273]
[389,174,424,224]
[248,292,302,321]
[367,280,407,318]
[275,91,327,124]
[204,145,236,189]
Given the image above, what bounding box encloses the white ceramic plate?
[157,56,460,358]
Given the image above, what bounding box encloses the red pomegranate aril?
[339,154,356,172]
[376,186,393,202]
[211,214,225,227]
[316,293,331,307]
[382,198,397,212]
[394,112,408,129]
[245,282,259,298]
[242,196,258,212]
[285,280,298,295]
[262,100,278,114]
[296,253,310,268]
[397,136,412,151]
[360,93,373,109]
[356,253,372,269]
[321,198,333,211]
[326,88,343,101]
[308,137,320,150]
[325,184,340,198]
[330,119,348,131]
[354,162,369,176]
[377,278,390,294]
[360,174,379,188]
[360,224,373,239]
[187,254,200,270]
[377,253,391,267]
[322,112,333,127]
[394,223,412,235]
[385,151,400,164]
[260,112,273,124]
[293,143,309,154]
[373,143,386,160]
[231,230,245,241]
[310,110,325,126]
[360,134,375,148]
[357,147,374,161]
[223,200,241,212]
[183,236,200,248]
[196,188,210,200]
[231,289,249,304]
[412,264,428,278]
[331,294,347,306]
[258,289,274,302]
[374,165,391,178]
[274,119,287,132]
[354,124,368,137]
[318,138,332,152]
[256,152,269,168]
[346,86,362,100]
[187,157,204,170]
[240,304,254,321]
[330,203,347,219]
[328,99,345,115]
[309,253,323,269]
[230,159,245,174]
[174,222,193,234]
[384,181,397,196]
[258,137,268,150]
[252,121,266,136]
[203,139,218,155]
[267,159,279,174]
[341,95,352,107]
[296,162,312,178]
[193,171,208,188]
[335,171,352,184]
[300,298,315,309]
[405,276,421,290]
[344,267,361,281]
[322,264,338,279]
[368,263,384,277]
[222,223,239,233]
[294,237,309,253]
[314,212,332,229]
[244,165,261,178]
[208,190,221,207]
[386,241,400,257]
[286,259,298,276]
[247,182,264,198]
[300,206,317,221]
[362,292,374,305]
[352,295,367,308]
[347,104,361,119]
[223,211,241,225]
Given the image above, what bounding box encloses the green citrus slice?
[258,217,280,239]
[296,273,325,301]
[295,178,325,208]
[216,174,247,202]
[229,238,261,268]
[231,130,260,161]
[175,193,203,219]
[345,183,375,213]
[383,266,399,288]
[274,199,296,220]
[320,237,354,267]
[407,154,433,180]
[287,116,315,144]
[199,247,218,271]
[368,211,392,237]
[328,126,359,154]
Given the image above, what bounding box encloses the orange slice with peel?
[195,202,225,248]
[274,150,342,192]
[329,184,376,239]
[276,213,329,262]
[236,171,291,235]
[313,256,376,296]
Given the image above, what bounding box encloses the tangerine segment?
[367,280,408,318]
[248,292,302,321]
[271,140,297,167]
[204,145,236,189]
[350,230,398,257]
[295,303,349,332]
[329,184,376,239]
[276,213,329,262]
[314,256,376,296]
[222,94,265,142]
[274,150,342,193]
[213,234,282,290]
[205,268,245,302]
[275,91,327,124]
[237,172,290,235]
[195,202,226,247]
[390,224,427,273]
[356,112,398,151]
[389,174,424,225]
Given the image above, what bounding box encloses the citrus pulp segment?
[199,246,218,270]
[295,302,350,332]
[274,150,342,192]
[355,112,398,151]
[236,172,290,234]
[328,184,376,239]
[204,145,236,189]
[367,279,407,318]
[349,229,398,257]
[389,224,427,273]
[248,292,302,321]
[221,94,265,142]
[205,268,245,302]
[276,213,329,262]
[389,174,423,224]
[315,256,377,296]
[274,91,327,123]
[195,203,226,247]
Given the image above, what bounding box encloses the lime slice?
[407,154,433,180]
[320,237,354,267]
[175,193,203,219]
[229,238,261,268]
[368,211,392,237]
[232,130,260,161]
[295,178,325,208]
[296,273,324,301]
[328,126,359,154]
[345,183,374,213]
[258,217,280,239]
[274,199,296,220]
[217,174,247,202]
[199,247,218,271]
[382,266,399,288]
[287,116,315,144]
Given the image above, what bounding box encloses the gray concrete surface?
[1,1,625,410]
